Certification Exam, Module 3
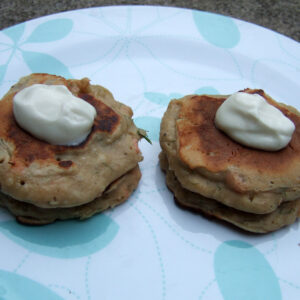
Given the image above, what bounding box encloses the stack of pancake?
[159,89,300,233]
[0,74,143,225]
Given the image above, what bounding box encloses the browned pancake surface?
[0,74,143,208]
[0,73,121,170]
[177,89,300,192]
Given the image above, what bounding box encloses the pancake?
[160,89,300,214]
[0,74,143,209]
[0,165,141,225]
[160,152,300,233]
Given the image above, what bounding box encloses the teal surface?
[0,214,119,258]
[144,86,219,107]
[22,50,72,78]
[195,86,219,95]
[214,240,281,300]
[144,92,182,106]
[1,18,73,83]
[193,11,240,48]
[25,19,73,43]
[2,23,25,43]
[134,116,161,142]
[0,269,63,300]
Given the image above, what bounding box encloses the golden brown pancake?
[0,73,143,212]
[160,152,300,233]
[160,89,300,214]
[0,165,141,225]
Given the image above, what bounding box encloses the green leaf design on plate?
[2,23,25,43]
[168,92,183,99]
[25,19,73,43]
[22,50,72,78]
[214,240,281,300]
[0,269,64,300]
[194,86,219,95]
[144,92,182,106]
[144,92,169,106]
[193,11,240,48]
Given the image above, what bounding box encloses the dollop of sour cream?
[13,84,97,146]
[215,92,295,151]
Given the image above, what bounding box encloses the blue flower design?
[0,18,73,83]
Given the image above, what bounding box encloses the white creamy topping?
[215,92,295,151]
[13,84,97,145]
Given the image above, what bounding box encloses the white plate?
[0,5,300,300]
